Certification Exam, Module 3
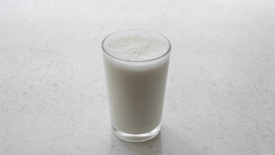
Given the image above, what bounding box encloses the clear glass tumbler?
[102,30,171,142]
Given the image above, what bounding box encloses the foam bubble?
[105,35,168,61]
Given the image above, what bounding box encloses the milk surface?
[104,35,168,61]
[103,34,170,134]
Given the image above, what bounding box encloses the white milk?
[103,34,170,134]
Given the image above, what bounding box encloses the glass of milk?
[102,30,171,142]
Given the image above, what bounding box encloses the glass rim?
[101,29,171,62]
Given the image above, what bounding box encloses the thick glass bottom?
[112,124,161,142]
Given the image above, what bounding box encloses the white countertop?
[1,0,275,154]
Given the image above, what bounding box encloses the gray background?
[1,0,275,154]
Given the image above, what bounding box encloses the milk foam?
[105,35,168,61]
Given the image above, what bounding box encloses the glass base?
[112,124,161,142]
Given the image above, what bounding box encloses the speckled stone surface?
[1,0,275,154]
